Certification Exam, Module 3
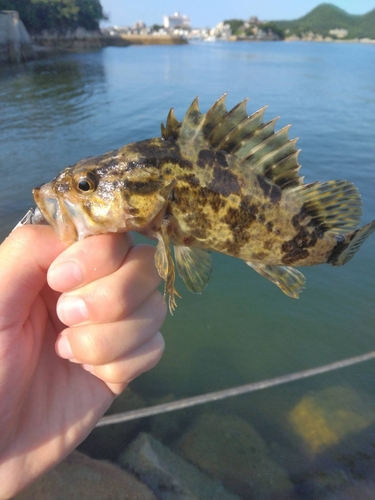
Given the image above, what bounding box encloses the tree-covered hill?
[0,0,106,33]
[273,3,375,39]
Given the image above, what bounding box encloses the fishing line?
[96,350,375,427]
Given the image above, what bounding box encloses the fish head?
[33,146,176,243]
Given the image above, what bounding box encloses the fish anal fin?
[154,224,181,313]
[174,246,213,294]
[247,262,306,298]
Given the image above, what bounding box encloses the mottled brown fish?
[33,95,375,312]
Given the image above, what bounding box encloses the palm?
[0,226,165,497]
[1,282,113,478]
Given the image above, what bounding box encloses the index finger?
[47,232,134,292]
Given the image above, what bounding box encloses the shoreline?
[6,32,374,64]
[30,33,187,52]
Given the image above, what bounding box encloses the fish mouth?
[33,184,78,243]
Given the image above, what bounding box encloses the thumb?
[0,225,65,330]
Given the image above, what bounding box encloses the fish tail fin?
[328,220,375,266]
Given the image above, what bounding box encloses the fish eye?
[76,172,98,194]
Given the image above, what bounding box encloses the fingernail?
[57,296,88,325]
[56,335,74,359]
[49,261,83,290]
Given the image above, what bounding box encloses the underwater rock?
[78,387,146,461]
[14,450,157,500]
[321,480,375,500]
[175,411,293,499]
[119,432,240,500]
[289,385,375,455]
[150,394,202,443]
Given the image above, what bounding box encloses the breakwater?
[0,10,35,64]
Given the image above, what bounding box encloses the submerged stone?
[289,385,375,454]
[14,450,156,500]
[119,432,240,500]
[175,411,293,499]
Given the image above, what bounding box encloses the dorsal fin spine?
[164,94,303,189]
[179,97,205,142]
[162,108,181,140]
[233,117,279,158]
[241,125,292,165]
[251,137,298,172]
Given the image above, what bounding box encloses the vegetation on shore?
[223,4,375,41]
[0,0,106,33]
[274,3,375,40]
[224,18,285,40]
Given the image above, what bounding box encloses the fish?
[33,94,375,312]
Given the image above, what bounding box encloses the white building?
[163,12,190,30]
[329,28,348,39]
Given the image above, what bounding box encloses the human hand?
[0,226,166,498]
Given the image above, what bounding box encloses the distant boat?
[203,35,217,42]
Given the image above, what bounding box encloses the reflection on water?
[0,53,108,221]
[0,57,107,135]
[1,43,375,498]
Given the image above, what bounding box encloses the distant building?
[211,22,231,39]
[163,12,190,30]
[329,28,348,39]
[132,21,146,31]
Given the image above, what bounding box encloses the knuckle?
[73,328,112,364]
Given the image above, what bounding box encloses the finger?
[56,244,162,326]
[84,331,165,393]
[48,232,134,292]
[55,290,167,365]
[0,226,65,330]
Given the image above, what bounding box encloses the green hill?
[274,3,375,39]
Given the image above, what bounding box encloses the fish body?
[33,95,375,311]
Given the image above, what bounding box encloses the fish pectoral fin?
[246,262,306,298]
[155,224,180,313]
[174,246,213,294]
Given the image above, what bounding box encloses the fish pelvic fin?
[161,94,302,190]
[174,246,213,293]
[154,224,181,314]
[328,220,375,266]
[246,262,306,298]
[289,180,363,235]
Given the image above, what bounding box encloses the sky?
[100,0,375,28]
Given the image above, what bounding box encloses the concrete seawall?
[0,10,36,64]
[114,34,187,46]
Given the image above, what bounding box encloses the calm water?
[1,42,374,497]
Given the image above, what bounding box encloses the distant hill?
[273,3,375,39]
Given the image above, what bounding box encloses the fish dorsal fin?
[289,180,362,235]
[161,94,303,190]
[161,108,181,140]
